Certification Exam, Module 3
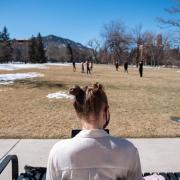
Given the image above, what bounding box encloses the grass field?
[0,64,180,138]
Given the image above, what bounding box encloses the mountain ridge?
[42,34,89,50]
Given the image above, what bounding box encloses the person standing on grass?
[139,60,143,77]
[72,61,76,72]
[67,43,75,72]
[81,61,84,73]
[115,60,119,71]
[46,82,143,180]
[86,59,91,74]
[124,61,128,73]
[90,60,93,71]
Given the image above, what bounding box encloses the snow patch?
[46,63,72,66]
[0,63,82,71]
[0,72,44,85]
[143,66,160,69]
[0,63,73,71]
[0,81,13,85]
[47,91,74,100]
[0,63,47,71]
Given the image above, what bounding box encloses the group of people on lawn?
[72,59,93,74]
[115,60,144,77]
[73,59,144,77]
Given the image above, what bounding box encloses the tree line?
[0,26,47,63]
[0,24,179,66]
[88,0,180,67]
[28,33,47,63]
[0,0,180,66]
[87,22,180,67]
[0,26,89,64]
[0,26,12,63]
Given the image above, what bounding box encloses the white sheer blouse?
[46,129,143,180]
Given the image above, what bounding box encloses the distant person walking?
[115,60,119,71]
[73,61,76,72]
[139,60,143,77]
[67,43,75,72]
[124,61,128,73]
[81,61,85,73]
[90,60,93,71]
[86,60,91,74]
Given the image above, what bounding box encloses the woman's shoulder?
[109,136,138,152]
[50,139,72,154]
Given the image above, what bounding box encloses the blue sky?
[0,0,177,45]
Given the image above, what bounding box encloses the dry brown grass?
[0,64,180,138]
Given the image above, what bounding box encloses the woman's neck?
[81,120,103,130]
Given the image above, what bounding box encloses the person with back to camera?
[86,59,91,74]
[46,83,164,180]
[72,61,76,72]
[139,60,143,77]
[124,61,128,73]
[81,61,85,73]
[46,82,143,180]
[115,60,119,71]
[90,60,93,71]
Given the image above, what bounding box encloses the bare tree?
[132,24,143,66]
[157,0,180,66]
[157,0,180,28]
[160,33,180,66]
[142,31,164,66]
[98,46,110,64]
[87,39,100,63]
[157,0,180,47]
[102,21,132,64]
[135,31,162,66]
[132,24,143,45]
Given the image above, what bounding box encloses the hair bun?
[69,85,85,104]
[93,82,103,90]
[83,83,104,97]
[69,85,81,96]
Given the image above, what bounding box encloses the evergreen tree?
[28,33,46,63]
[1,26,10,41]
[36,33,47,63]
[0,26,12,63]
[28,36,37,63]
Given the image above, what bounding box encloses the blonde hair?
[69,82,108,118]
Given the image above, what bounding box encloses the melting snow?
[46,63,71,66]
[0,63,47,71]
[47,91,74,100]
[0,81,13,85]
[0,72,44,85]
[0,63,73,71]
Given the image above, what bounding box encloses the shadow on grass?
[14,79,66,89]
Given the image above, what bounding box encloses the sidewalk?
[0,138,180,179]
